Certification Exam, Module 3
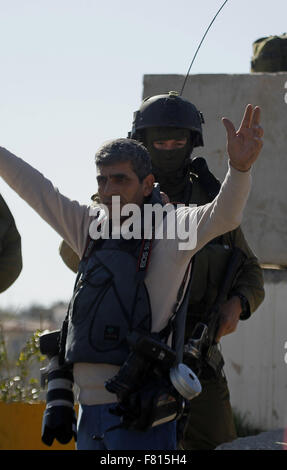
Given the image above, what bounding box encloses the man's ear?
[142,174,155,197]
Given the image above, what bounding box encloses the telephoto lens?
[40,331,77,446]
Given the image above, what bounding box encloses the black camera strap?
[159,260,192,351]
[136,225,155,280]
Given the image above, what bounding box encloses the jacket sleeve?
[59,194,100,273]
[224,226,265,317]
[59,240,80,273]
[0,147,91,258]
[0,194,22,292]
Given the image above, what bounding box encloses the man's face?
[97,161,154,213]
[152,137,188,151]
[144,128,191,173]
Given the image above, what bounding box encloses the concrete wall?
[221,269,287,430]
[143,74,287,430]
[143,73,287,266]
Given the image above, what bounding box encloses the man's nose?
[161,140,177,150]
[102,179,117,197]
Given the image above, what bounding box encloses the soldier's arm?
[224,226,265,318]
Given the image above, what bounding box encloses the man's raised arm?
[0,148,90,257]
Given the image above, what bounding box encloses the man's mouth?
[101,200,123,213]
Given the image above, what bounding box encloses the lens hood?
[169,363,201,400]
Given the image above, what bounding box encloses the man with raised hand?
[0,104,263,450]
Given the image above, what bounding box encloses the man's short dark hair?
[95,138,152,182]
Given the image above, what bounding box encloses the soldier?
[59,92,265,449]
[0,194,22,292]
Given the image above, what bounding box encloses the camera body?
[183,322,224,377]
[105,331,201,431]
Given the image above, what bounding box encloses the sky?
[0,0,286,311]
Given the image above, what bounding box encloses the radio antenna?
[180,0,229,96]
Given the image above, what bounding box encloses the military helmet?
[129,91,204,147]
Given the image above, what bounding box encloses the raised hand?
[222,104,264,172]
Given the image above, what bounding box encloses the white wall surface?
[221,269,287,430]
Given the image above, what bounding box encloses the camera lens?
[41,356,77,446]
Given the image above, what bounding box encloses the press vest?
[65,234,153,365]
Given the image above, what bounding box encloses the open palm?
[222,104,263,172]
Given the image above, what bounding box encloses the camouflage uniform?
[0,195,22,292]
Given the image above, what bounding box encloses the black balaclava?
[145,127,193,202]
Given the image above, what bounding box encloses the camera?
[39,330,77,446]
[105,331,201,431]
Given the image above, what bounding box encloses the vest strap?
[159,260,192,344]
